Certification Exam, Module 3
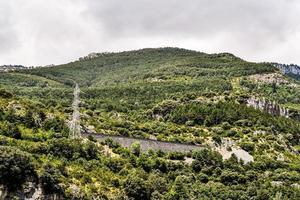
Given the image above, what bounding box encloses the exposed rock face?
[0,65,26,72]
[0,182,63,200]
[249,73,290,85]
[247,97,289,117]
[211,138,254,163]
[274,63,300,78]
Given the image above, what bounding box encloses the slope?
[0,48,300,199]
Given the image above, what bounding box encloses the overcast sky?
[1,0,300,66]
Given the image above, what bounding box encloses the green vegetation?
[0,48,300,199]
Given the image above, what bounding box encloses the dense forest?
[0,48,300,199]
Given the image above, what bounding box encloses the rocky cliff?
[0,183,62,200]
[0,177,63,200]
[274,63,300,79]
[247,97,289,117]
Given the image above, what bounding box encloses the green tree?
[167,175,191,200]
[0,146,35,189]
[124,174,148,200]
[131,142,141,156]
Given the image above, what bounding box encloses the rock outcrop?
[0,182,63,200]
[273,63,300,78]
[0,65,26,72]
[247,97,289,117]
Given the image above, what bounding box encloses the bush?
[0,146,35,189]
[1,123,21,139]
[234,119,252,127]
[240,142,255,154]
[192,149,223,168]
[191,160,202,172]
[220,170,246,185]
[168,151,185,160]
[0,88,13,98]
[131,142,141,156]
[42,116,68,133]
[226,130,237,137]
[124,175,148,199]
[167,175,191,200]
[106,157,127,173]
[197,173,209,183]
[40,165,63,194]
[212,135,222,145]
[221,122,231,130]
[48,138,100,160]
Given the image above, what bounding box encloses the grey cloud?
[0,2,20,54]
[82,0,300,63]
[0,0,300,65]
[86,0,297,40]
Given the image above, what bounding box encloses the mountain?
[23,48,274,86]
[1,48,300,199]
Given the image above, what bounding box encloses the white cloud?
[0,0,300,66]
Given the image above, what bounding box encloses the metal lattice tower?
[69,83,81,138]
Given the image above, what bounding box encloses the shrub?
[212,135,222,145]
[0,88,13,98]
[0,146,35,189]
[197,173,209,183]
[40,165,63,194]
[106,157,127,173]
[42,116,68,133]
[48,138,100,160]
[124,175,148,199]
[192,149,223,168]
[222,122,231,130]
[191,160,202,172]
[131,142,141,156]
[240,142,255,154]
[220,170,246,185]
[168,151,185,160]
[226,130,237,137]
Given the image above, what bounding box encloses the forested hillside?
[1,48,300,199]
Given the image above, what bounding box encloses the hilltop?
[22,47,273,86]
